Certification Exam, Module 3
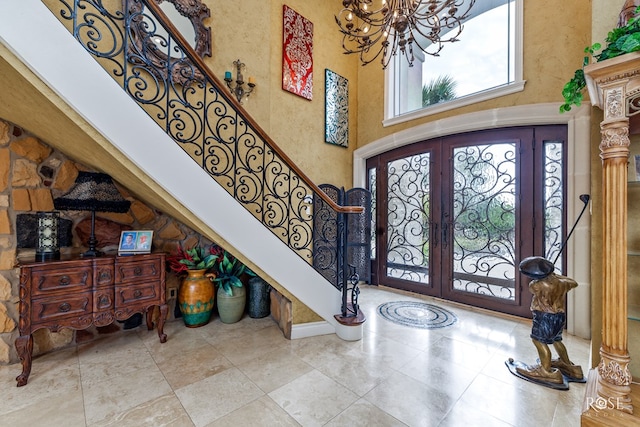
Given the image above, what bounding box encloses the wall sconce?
[36,211,60,261]
[224,59,255,104]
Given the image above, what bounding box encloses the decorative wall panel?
[282,5,313,100]
[325,69,348,147]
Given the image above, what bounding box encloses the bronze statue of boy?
[507,256,584,388]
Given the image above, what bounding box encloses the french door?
[367,126,567,317]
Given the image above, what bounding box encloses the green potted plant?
[561,6,640,112]
[210,246,255,324]
[167,246,218,327]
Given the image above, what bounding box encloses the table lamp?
[54,172,131,257]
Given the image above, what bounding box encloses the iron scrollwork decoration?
[124,0,211,85]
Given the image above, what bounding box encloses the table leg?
[146,307,154,331]
[157,304,167,343]
[15,334,33,387]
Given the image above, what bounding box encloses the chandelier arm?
[336,0,476,68]
[410,19,465,44]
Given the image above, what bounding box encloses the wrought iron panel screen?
[314,184,371,289]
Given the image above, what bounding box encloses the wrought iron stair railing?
[46,0,367,319]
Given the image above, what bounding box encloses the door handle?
[442,222,449,248]
[441,211,450,249]
[433,223,438,247]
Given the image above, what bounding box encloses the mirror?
[153,1,196,56]
[124,0,211,83]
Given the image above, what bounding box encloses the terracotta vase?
[217,285,246,324]
[178,269,215,327]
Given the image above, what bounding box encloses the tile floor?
[0,285,591,426]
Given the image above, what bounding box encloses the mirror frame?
[124,0,211,84]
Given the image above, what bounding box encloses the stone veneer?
[0,118,221,364]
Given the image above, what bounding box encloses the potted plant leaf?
[210,246,255,324]
[167,246,218,327]
[561,5,640,112]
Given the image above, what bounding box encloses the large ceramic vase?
[217,285,246,324]
[178,269,215,327]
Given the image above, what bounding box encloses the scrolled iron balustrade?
[50,0,364,316]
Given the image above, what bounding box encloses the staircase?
[0,0,364,340]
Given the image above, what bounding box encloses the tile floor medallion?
[377,301,458,329]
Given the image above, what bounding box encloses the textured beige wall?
[202,0,358,189]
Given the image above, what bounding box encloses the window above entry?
[383,0,524,127]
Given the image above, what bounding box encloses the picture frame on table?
[118,230,153,255]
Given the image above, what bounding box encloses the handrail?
[142,0,362,216]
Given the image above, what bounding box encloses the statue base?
[505,358,576,390]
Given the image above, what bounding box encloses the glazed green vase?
[178,269,215,327]
[217,285,246,324]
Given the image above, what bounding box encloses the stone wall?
[0,118,219,364]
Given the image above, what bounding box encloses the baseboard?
[290,321,335,339]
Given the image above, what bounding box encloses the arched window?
[383,0,524,126]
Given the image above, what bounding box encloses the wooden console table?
[15,252,168,386]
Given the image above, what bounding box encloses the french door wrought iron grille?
[368,126,567,317]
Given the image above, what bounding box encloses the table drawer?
[115,259,161,284]
[31,268,92,296]
[32,292,92,323]
[115,284,159,307]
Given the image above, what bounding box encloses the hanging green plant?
[561,6,640,113]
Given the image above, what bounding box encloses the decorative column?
[584,52,640,415]
[598,84,632,412]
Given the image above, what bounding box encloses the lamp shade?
[54,172,131,213]
[54,172,131,257]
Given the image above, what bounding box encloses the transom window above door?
[383,0,525,126]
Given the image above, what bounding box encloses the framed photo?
[118,230,153,255]
[635,155,640,181]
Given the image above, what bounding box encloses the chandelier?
[335,0,476,68]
